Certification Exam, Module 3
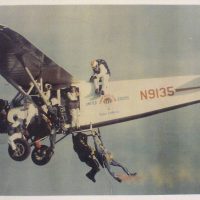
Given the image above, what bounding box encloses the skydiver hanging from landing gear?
[89,59,111,96]
[42,83,69,153]
[72,131,100,182]
[92,130,137,183]
[38,83,57,153]
[46,97,60,153]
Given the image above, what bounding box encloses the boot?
[86,171,96,182]
[86,167,100,183]
[114,176,122,183]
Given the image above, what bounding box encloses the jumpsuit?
[67,91,80,128]
[72,132,100,180]
[92,61,110,94]
[93,134,133,182]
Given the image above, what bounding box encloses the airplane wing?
[0,25,74,90]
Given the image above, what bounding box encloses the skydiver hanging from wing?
[89,59,111,96]
[92,130,137,183]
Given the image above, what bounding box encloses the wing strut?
[24,66,50,106]
[15,54,51,106]
[3,75,31,101]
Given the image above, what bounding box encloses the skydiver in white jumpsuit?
[90,59,111,96]
[67,86,80,130]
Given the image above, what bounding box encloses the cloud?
[148,165,174,188]
[143,164,200,190]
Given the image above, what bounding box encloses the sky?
[0,5,200,196]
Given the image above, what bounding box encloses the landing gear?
[31,145,54,166]
[8,138,31,161]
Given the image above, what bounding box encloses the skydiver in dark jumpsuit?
[47,105,58,151]
[72,132,100,182]
[0,99,9,133]
[47,97,69,151]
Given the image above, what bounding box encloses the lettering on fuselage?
[117,96,129,101]
[140,86,175,100]
[99,95,116,104]
[86,95,129,107]
[86,100,97,106]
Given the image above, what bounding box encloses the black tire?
[8,138,31,161]
[31,145,53,166]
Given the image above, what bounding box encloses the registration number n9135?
[140,86,175,100]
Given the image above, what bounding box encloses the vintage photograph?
[0,3,200,197]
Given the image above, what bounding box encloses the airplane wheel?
[8,138,31,161]
[31,145,53,166]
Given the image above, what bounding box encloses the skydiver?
[0,99,9,113]
[0,99,9,132]
[47,97,69,148]
[93,131,137,182]
[72,131,100,182]
[39,82,56,152]
[46,97,60,152]
[5,100,25,151]
[89,59,111,96]
[67,85,80,130]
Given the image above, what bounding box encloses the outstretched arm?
[110,159,132,176]
[103,159,122,182]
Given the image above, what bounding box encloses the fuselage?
[77,75,200,127]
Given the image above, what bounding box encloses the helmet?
[70,84,77,90]
[51,98,59,106]
[90,60,98,68]
[45,83,52,90]
[70,84,77,88]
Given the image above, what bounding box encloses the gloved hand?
[91,148,95,156]
[89,76,97,82]
[114,176,122,183]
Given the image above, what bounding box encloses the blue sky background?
[0,5,200,195]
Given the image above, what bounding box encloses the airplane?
[0,24,200,167]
